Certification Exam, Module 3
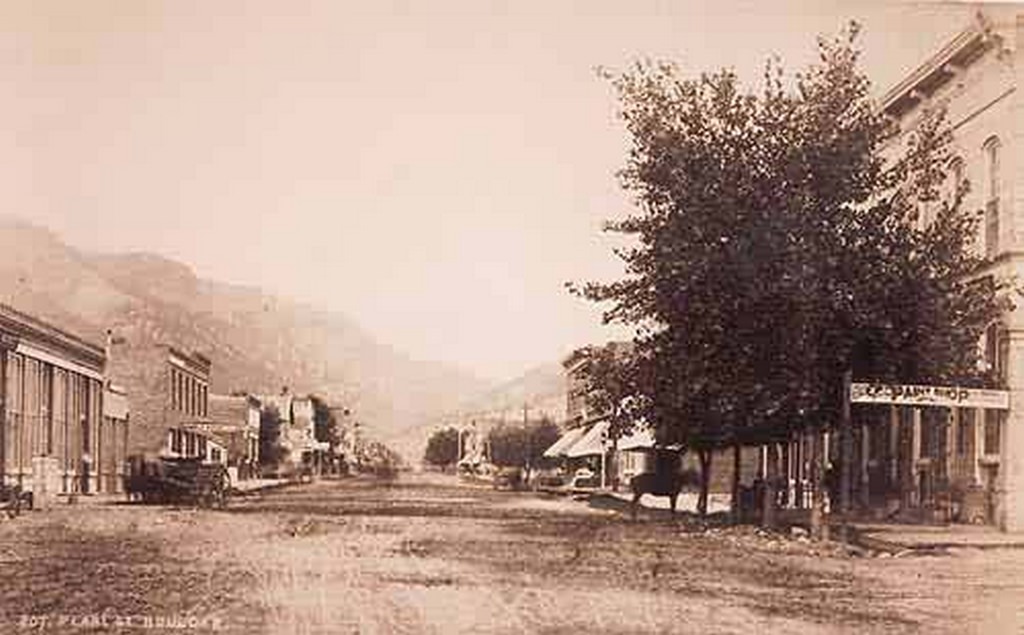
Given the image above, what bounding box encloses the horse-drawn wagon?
[125,456,230,508]
[0,483,32,518]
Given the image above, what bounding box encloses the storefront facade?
[0,304,127,495]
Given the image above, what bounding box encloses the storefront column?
[0,346,6,487]
[794,434,804,509]
[911,408,922,507]
[1000,330,1024,531]
[889,406,899,487]
[946,408,956,486]
[974,408,984,486]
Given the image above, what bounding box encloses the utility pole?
[523,403,530,483]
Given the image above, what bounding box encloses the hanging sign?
[850,382,1009,410]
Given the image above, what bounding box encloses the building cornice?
[0,304,105,370]
[881,19,992,117]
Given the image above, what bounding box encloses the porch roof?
[542,426,587,458]
[566,420,610,458]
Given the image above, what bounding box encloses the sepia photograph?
[2,0,1024,633]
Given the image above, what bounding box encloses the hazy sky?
[4,0,986,381]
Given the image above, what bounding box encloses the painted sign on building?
[850,382,1010,410]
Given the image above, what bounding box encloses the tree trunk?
[731,442,742,523]
[809,428,830,541]
[610,435,619,492]
[697,449,713,517]
[762,443,778,529]
[839,369,852,520]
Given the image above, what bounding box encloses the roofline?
[0,303,105,365]
[880,15,993,116]
[209,392,261,408]
[161,344,212,373]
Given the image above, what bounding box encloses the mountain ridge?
[0,217,490,442]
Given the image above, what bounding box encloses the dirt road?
[0,474,1021,634]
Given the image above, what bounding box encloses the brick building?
[853,8,1024,530]
[107,342,216,461]
[206,393,261,481]
[0,304,128,497]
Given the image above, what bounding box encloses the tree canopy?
[575,24,1011,451]
[424,427,461,468]
[310,394,345,450]
[487,417,562,468]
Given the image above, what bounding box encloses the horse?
[630,471,684,520]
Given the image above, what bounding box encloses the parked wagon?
[125,456,230,508]
[0,483,33,519]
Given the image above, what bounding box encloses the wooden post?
[731,441,741,522]
[810,427,828,541]
[839,370,853,518]
[946,408,956,486]
[859,420,871,509]
[763,443,778,528]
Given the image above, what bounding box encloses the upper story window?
[946,157,965,208]
[983,136,1001,257]
[983,321,1008,381]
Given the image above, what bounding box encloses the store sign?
[850,382,1009,410]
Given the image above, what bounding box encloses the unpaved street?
[1,474,1022,634]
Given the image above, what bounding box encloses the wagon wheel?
[205,468,229,509]
[5,498,20,519]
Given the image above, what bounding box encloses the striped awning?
[565,420,610,458]
[542,426,587,458]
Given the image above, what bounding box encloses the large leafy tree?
[424,427,461,471]
[576,25,1010,525]
[487,417,562,470]
[310,394,345,449]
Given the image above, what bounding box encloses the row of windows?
[168,428,208,458]
[4,352,103,474]
[954,409,1002,458]
[934,137,1001,257]
[169,367,208,418]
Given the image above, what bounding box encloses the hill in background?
[0,216,489,441]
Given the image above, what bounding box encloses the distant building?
[0,304,129,496]
[107,342,218,462]
[258,388,325,475]
[553,341,758,493]
[203,393,261,481]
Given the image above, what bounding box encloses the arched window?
[983,320,1009,381]
[946,157,965,207]
[983,137,1001,257]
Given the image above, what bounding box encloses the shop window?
[957,408,975,456]
[170,429,182,454]
[984,410,1002,456]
